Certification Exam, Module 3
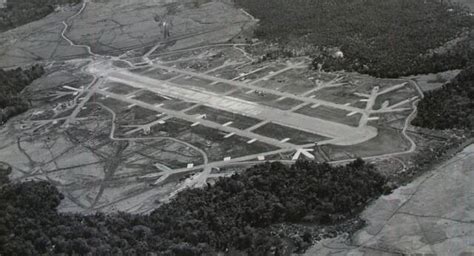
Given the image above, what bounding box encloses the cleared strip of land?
[107,71,377,143]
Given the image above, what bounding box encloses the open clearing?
[0,0,422,214]
[305,144,474,255]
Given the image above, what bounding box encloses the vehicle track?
[60,0,99,57]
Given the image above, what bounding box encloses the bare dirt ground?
[0,0,426,214]
[304,143,474,255]
[0,0,250,68]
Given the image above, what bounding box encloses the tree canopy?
[0,159,389,255]
[0,65,44,124]
[235,0,474,77]
[413,65,474,130]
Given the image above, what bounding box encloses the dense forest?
[0,65,44,124]
[0,160,389,255]
[235,0,474,77]
[0,0,80,32]
[412,65,474,131]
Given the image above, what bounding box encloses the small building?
[0,0,6,9]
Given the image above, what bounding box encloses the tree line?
[412,65,474,131]
[0,159,389,255]
[0,65,44,124]
[234,0,474,78]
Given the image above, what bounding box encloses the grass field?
[185,105,261,130]
[323,127,410,160]
[133,90,169,105]
[229,90,302,110]
[169,76,238,94]
[117,106,159,125]
[95,96,131,113]
[173,58,227,73]
[207,65,243,79]
[141,68,180,81]
[147,118,193,138]
[161,100,196,111]
[253,122,329,145]
[106,82,139,95]
[172,76,216,89]
[295,105,361,127]
[259,69,315,94]
[373,85,417,110]
[179,125,279,161]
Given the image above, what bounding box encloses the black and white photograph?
[0,0,473,255]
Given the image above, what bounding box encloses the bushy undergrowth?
[0,160,388,255]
